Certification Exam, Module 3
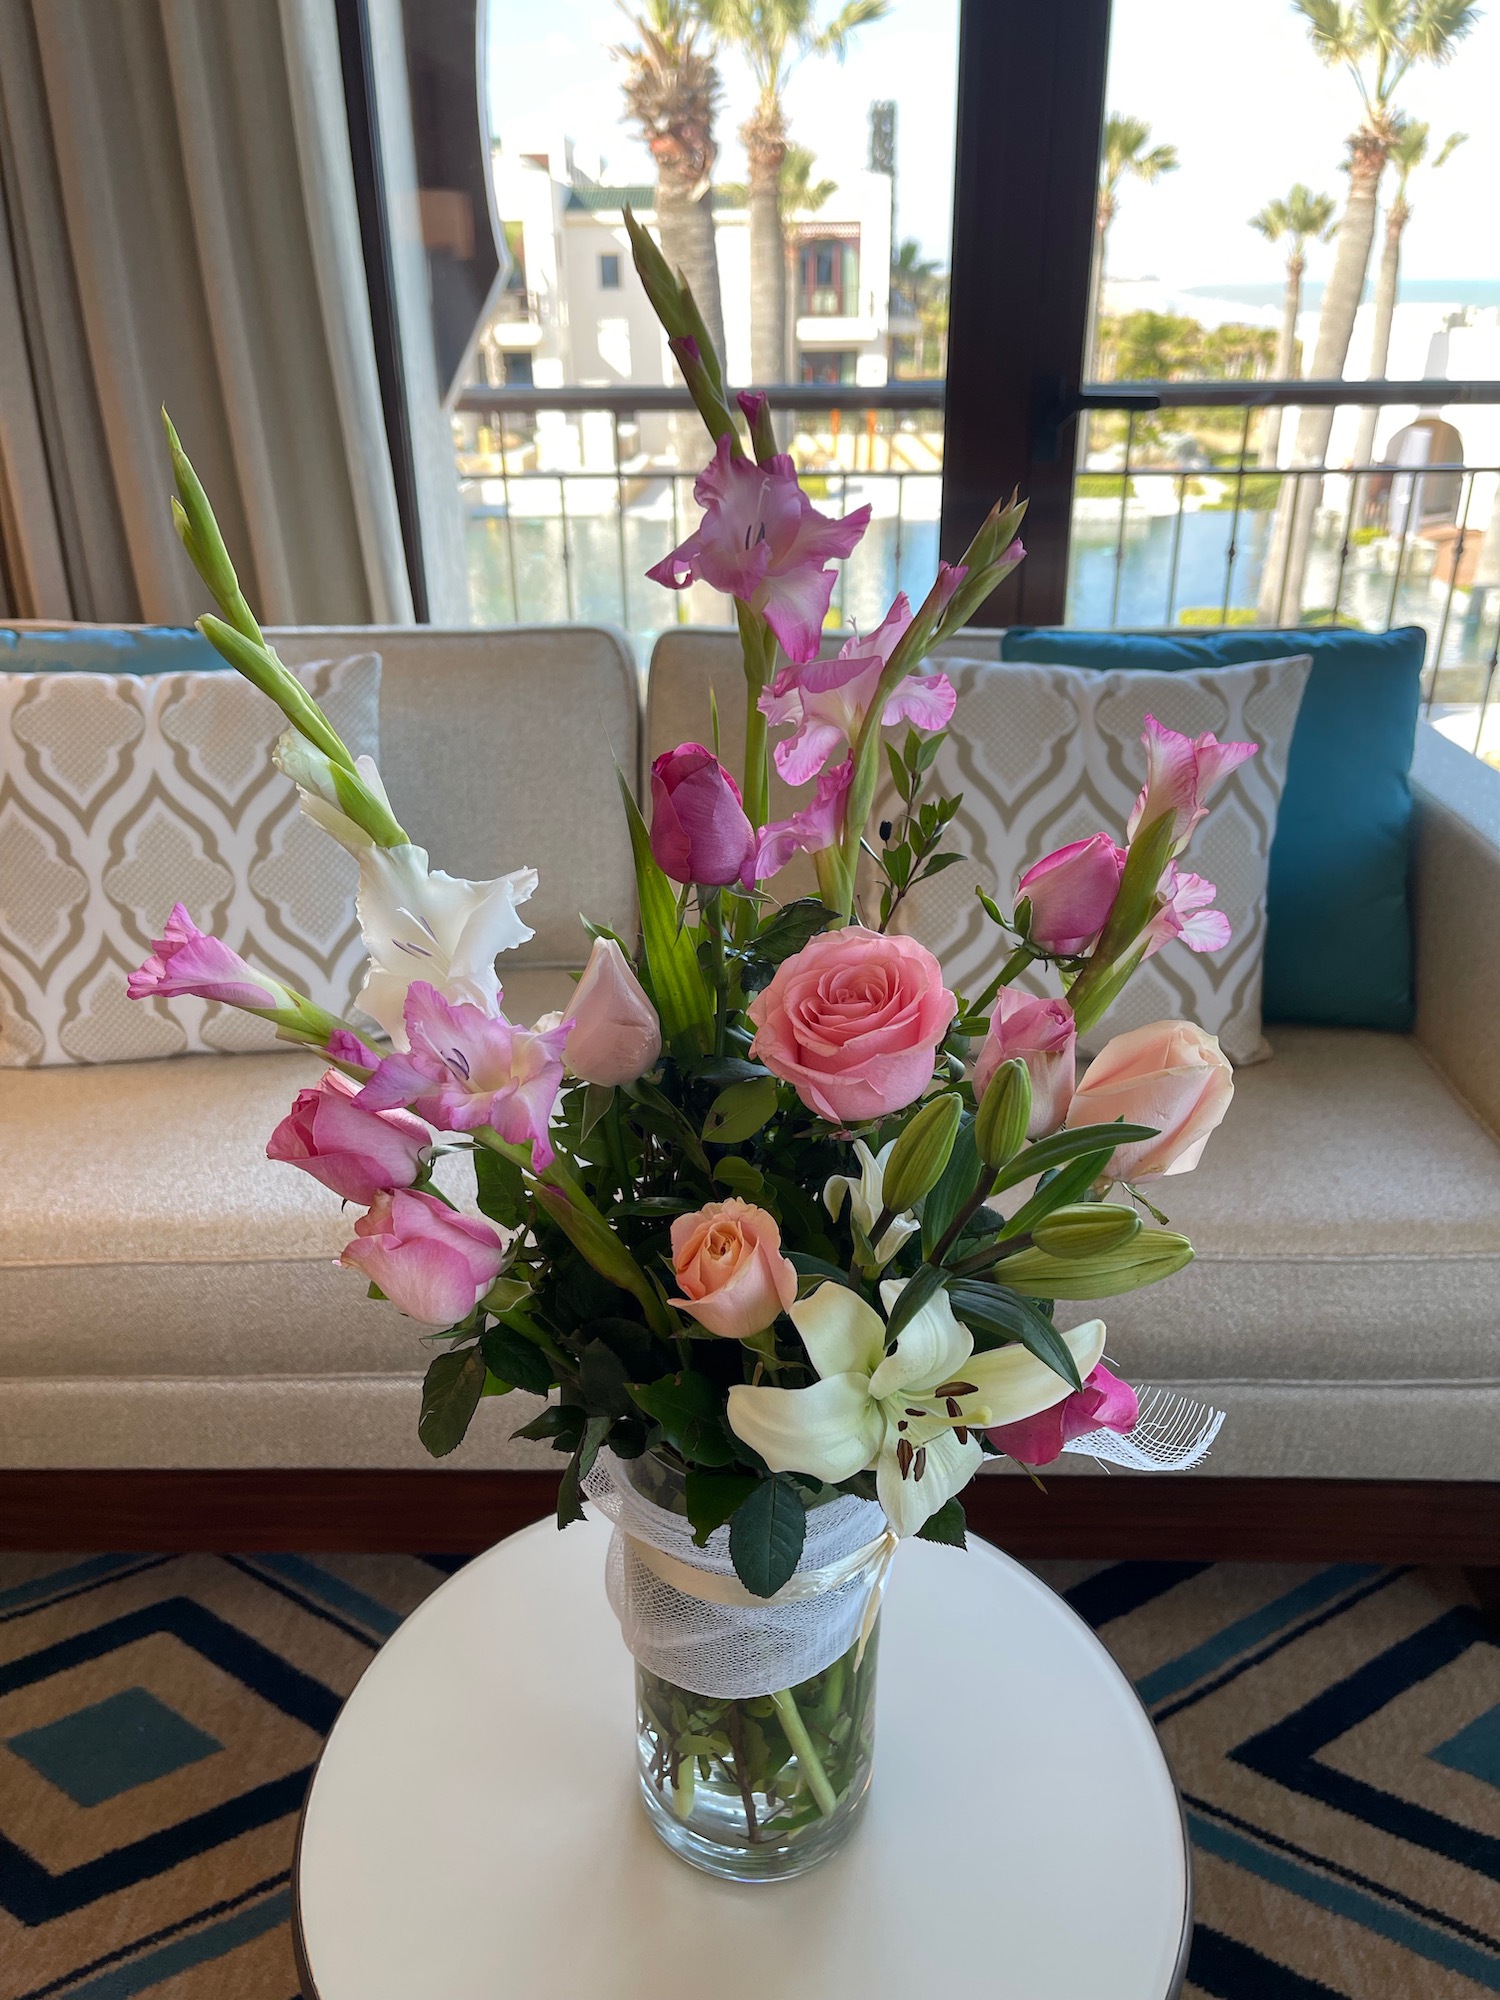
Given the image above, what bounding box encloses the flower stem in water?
[770,1685,838,1819]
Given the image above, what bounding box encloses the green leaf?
[616,767,713,1054]
[532,1180,677,1339]
[511,1402,587,1448]
[921,1112,980,1257]
[749,898,836,967]
[684,1470,762,1548]
[728,1474,807,1597]
[628,1371,737,1466]
[702,1074,778,1145]
[589,1316,674,1382]
[713,1156,766,1198]
[881,1261,947,1346]
[479,1322,555,1397]
[915,1496,967,1547]
[474,1146,527,1229]
[578,1338,634,1417]
[947,1279,1083,1390]
[417,1346,488,1458]
[990,1121,1157,1195]
[691,1056,770,1088]
[788,1251,859,1291]
[997,1149,1113,1239]
[557,1414,611,1526]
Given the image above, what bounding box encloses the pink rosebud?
[268,1071,430,1204]
[747,927,957,1124]
[1066,1019,1234,1181]
[986,1361,1139,1466]
[1018,836,1127,956]
[753,757,852,881]
[649,744,757,888]
[1144,866,1232,959]
[1127,714,1258,854]
[645,434,870,663]
[669,1198,798,1340]
[340,1188,507,1327]
[565,937,662,1086]
[972,990,1077,1138]
[356,982,568,1171]
[127,904,290,1013]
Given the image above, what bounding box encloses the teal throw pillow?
[0,626,223,674]
[997,626,1425,1030]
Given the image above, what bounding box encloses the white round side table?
[294,1515,1192,2000]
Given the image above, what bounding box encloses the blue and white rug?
[0,1552,1494,1998]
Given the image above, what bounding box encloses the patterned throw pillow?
[0,656,380,1065]
[885,655,1311,1064]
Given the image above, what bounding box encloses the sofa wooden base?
[2,1472,1498,1563]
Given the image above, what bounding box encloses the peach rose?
[1066,1019,1233,1181]
[669,1199,798,1340]
[747,927,957,1124]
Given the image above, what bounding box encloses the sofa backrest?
[270,626,640,969]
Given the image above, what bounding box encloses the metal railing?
[490,288,541,324]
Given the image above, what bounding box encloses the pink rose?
[649,744,757,889]
[565,937,662,1086]
[1127,714,1258,854]
[669,1198,798,1340]
[986,1361,1139,1466]
[972,990,1077,1138]
[747,927,957,1123]
[268,1070,430,1204]
[1067,1019,1234,1181]
[1018,835,1127,955]
[127,903,291,1013]
[340,1188,508,1326]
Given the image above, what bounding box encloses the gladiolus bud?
[1031,1203,1142,1259]
[975,1057,1032,1169]
[991,1228,1193,1299]
[880,1091,963,1215]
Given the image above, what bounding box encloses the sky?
[485,0,1498,287]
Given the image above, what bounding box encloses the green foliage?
[418,1347,488,1457]
[728,1474,808,1598]
[915,1497,967,1547]
[629,1371,738,1465]
[946,1280,1083,1391]
[685,1470,763,1547]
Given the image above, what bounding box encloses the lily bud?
[991,1228,1193,1299]
[1031,1204,1142,1259]
[975,1057,1032,1169]
[881,1091,963,1215]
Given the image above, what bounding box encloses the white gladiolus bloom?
[354,843,538,1043]
[726,1279,1105,1537]
[824,1139,920,1267]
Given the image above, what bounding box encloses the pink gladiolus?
[971,989,1077,1138]
[1127,714,1258,853]
[1018,835,1127,955]
[356,981,569,1170]
[1067,1019,1234,1181]
[565,937,662,1086]
[645,434,870,663]
[340,1188,507,1327]
[753,758,852,880]
[760,594,957,785]
[1144,866,1232,958]
[986,1361,1139,1467]
[649,744,757,888]
[325,1028,384,1076]
[267,1071,429,1204]
[127,904,289,1012]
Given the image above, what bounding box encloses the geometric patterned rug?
[1,1551,1495,1999]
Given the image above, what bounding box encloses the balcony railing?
[491,287,541,324]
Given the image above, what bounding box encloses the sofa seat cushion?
[1092,1027,1500,1386]
[0,964,575,1386]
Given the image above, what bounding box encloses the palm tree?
[1257,0,1478,622]
[704,0,887,387]
[1250,184,1338,466]
[890,238,945,377]
[718,140,837,212]
[1088,115,1178,373]
[1350,123,1466,469]
[614,0,728,371]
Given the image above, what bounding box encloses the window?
[798,237,860,319]
[800,351,857,386]
[598,252,621,290]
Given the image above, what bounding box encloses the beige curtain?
[0,0,413,624]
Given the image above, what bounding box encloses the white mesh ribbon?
[584,1453,893,1701]
[1061,1388,1225,1471]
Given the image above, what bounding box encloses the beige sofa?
[3,624,1499,1482]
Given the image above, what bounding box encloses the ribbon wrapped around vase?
[584,1452,894,1701]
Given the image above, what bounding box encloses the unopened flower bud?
[991,1228,1193,1299]
[1031,1204,1142,1259]
[881,1091,963,1215]
[975,1057,1031,1169]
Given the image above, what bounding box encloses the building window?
[599,252,621,290]
[799,238,859,318]
[799,351,857,386]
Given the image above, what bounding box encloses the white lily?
[726,1281,1106,1538]
[824,1140,920,1267]
[353,843,539,1044]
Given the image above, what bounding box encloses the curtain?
[0,0,413,625]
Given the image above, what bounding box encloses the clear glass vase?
[635,1620,880,1881]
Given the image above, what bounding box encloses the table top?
[295,1516,1191,2000]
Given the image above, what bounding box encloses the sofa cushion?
[0,625,222,673]
[998,626,1425,1032]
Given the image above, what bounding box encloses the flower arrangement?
[134,217,1252,1878]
